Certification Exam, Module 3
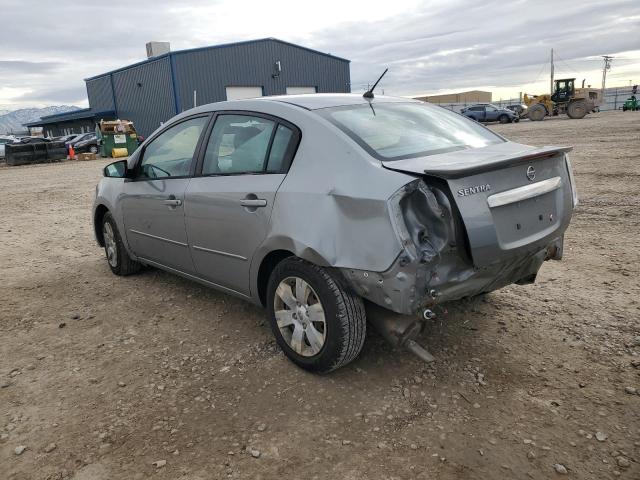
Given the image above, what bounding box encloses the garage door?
[286,86,317,95]
[225,86,264,100]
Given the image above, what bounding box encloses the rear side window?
[203,115,274,175]
[267,124,294,172]
[201,114,298,175]
[138,116,208,179]
[319,102,503,161]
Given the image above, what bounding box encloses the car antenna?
[363,68,388,99]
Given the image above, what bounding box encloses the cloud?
[307,0,640,94]
[0,0,638,108]
[0,60,61,75]
[11,86,88,105]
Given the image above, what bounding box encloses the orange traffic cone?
[69,145,75,160]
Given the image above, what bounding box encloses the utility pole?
[550,48,554,94]
[601,55,613,92]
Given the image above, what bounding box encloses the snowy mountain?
[0,106,81,134]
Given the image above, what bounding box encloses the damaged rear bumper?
[340,175,568,315]
[341,235,562,315]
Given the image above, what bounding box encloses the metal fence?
[428,98,523,114]
[425,86,636,113]
[601,86,635,111]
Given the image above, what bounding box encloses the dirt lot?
[1,111,639,480]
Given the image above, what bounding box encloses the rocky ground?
[1,111,639,479]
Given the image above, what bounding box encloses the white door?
[225,86,264,100]
[286,86,317,95]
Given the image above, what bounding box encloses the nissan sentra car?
[93,93,577,373]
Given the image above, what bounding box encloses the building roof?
[23,108,116,127]
[85,38,350,82]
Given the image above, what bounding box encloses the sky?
[1,0,639,110]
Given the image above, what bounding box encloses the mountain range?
[0,106,81,134]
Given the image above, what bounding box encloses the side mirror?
[104,159,128,178]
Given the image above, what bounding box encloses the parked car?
[73,133,99,154]
[461,104,519,123]
[67,133,92,148]
[506,104,528,116]
[53,134,80,143]
[0,135,17,158]
[14,136,51,144]
[93,94,577,373]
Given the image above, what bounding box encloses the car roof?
[256,93,421,110]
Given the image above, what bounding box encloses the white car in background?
[0,135,17,159]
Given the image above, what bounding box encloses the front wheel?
[266,258,366,373]
[567,100,587,119]
[499,114,510,124]
[89,145,98,154]
[102,212,141,276]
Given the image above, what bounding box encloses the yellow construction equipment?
[524,78,602,121]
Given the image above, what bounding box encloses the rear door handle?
[240,199,267,207]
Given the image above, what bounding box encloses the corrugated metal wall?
[85,39,351,137]
[173,39,350,111]
[111,57,177,137]
[86,76,115,112]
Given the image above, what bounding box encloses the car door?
[185,112,300,295]
[483,106,495,121]
[121,115,210,273]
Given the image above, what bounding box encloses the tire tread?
[103,212,141,276]
[270,257,366,373]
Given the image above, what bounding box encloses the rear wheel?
[567,100,587,119]
[89,145,98,154]
[528,104,546,121]
[266,257,366,373]
[499,114,510,124]
[102,212,141,276]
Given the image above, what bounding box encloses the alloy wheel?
[103,222,118,268]
[273,276,326,357]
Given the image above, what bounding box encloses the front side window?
[319,102,503,161]
[202,114,277,175]
[138,116,208,179]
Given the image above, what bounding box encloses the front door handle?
[240,199,267,207]
[163,195,182,207]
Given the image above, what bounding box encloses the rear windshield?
[319,102,504,161]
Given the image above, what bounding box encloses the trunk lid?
[384,142,575,267]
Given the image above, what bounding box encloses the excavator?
[524,78,602,121]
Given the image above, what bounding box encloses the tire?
[499,114,510,124]
[266,257,366,373]
[567,100,587,119]
[514,117,520,123]
[102,212,141,276]
[528,104,546,121]
[89,145,98,154]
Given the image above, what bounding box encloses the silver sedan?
[93,94,576,372]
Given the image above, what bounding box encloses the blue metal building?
[28,38,350,137]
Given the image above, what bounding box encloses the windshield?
[319,102,503,161]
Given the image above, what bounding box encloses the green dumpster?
[97,119,139,158]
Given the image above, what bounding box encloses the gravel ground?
[1,111,639,480]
